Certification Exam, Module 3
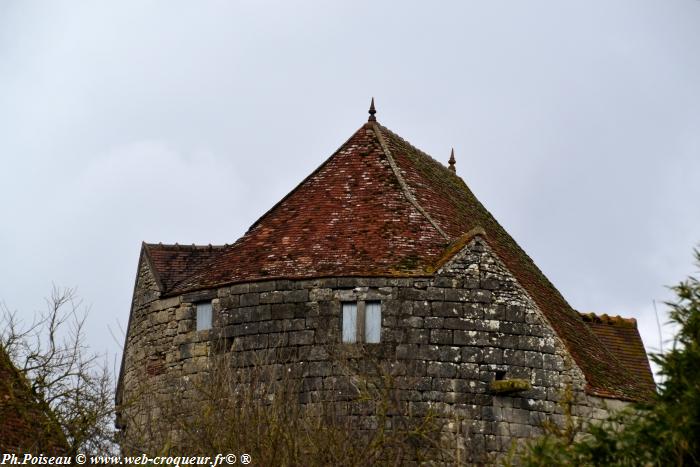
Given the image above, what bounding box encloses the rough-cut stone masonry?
[118,237,625,464]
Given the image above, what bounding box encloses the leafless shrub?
[119,343,459,465]
[1,286,116,455]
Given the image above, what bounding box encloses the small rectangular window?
[365,301,381,343]
[342,302,357,343]
[196,301,212,331]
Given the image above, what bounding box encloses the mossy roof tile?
[0,345,68,454]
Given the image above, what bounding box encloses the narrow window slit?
[196,301,213,331]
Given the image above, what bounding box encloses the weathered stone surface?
[120,237,627,464]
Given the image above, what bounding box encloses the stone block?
[160,296,182,310]
[271,303,296,319]
[267,332,289,347]
[444,289,470,302]
[461,347,483,363]
[240,293,260,307]
[543,354,565,371]
[474,319,501,332]
[230,308,252,323]
[251,304,272,321]
[421,391,445,402]
[260,291,285,304]
[399,288,424,300]
[249,281,276,293]
[229,283,250,294]
[503,349,528,367]
[399,316,423,328]
[438,346,461,363]
[317,277,337,288]
[412,300,431,316]
[432,302,461,317]
[284,289,309,303]
[283,318,306,331]
[381,328,404,343]
[175,305,194,321]
[506,305,526,322]
[427,361,458,378]
[405,360,426,376]
[258,320,283,333]
[289,330,314,346]
[470,290,493,304]
[433,378,469,393]
[430,329,453,345]
[236,322,259,336]
[463,303,484,319]
[396,344,417,360]
[523,351,544,368]
[406,328,429,344]
[483,347,503,364]
[463,277,480,289]
[305,361,331,377]
[178,344,192,359]
[480,274,501,290]
[416,344,439,361]
[424,317,444,329]
[177,320,193,334]
[309,288,334,301]
[443,392,468,404]
[433,276,459,288]
[484,304,506,320]
[458,363,479,379]
[425,287,445,300]
[444,317,474,330]
[313,327,335,344]
[219,295,240,309]
[302,377,323,392]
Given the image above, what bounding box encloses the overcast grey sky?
[1,1,699,374]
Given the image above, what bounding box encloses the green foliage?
[505,249,700,466]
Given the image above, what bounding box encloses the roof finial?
[448,148,456,172]
[368,97,377,122]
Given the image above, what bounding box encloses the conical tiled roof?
[146,112,652,402]
[168,121,451,292]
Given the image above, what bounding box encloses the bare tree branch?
[0,286,116,455]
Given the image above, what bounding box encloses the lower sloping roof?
[580,313,656,395]
[143,243,227,293]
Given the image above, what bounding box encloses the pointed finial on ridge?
[368,97,377,122]
[448,148,456,172]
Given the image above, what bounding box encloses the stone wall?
[119,236,625,463]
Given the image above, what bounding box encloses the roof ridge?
[370,122,450,241]
[145,242,228,251]
[579,311,638,328]
[377,123,460,181]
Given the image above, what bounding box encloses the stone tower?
[116,102,654,463]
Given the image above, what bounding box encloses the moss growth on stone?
[490,379,532,394]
